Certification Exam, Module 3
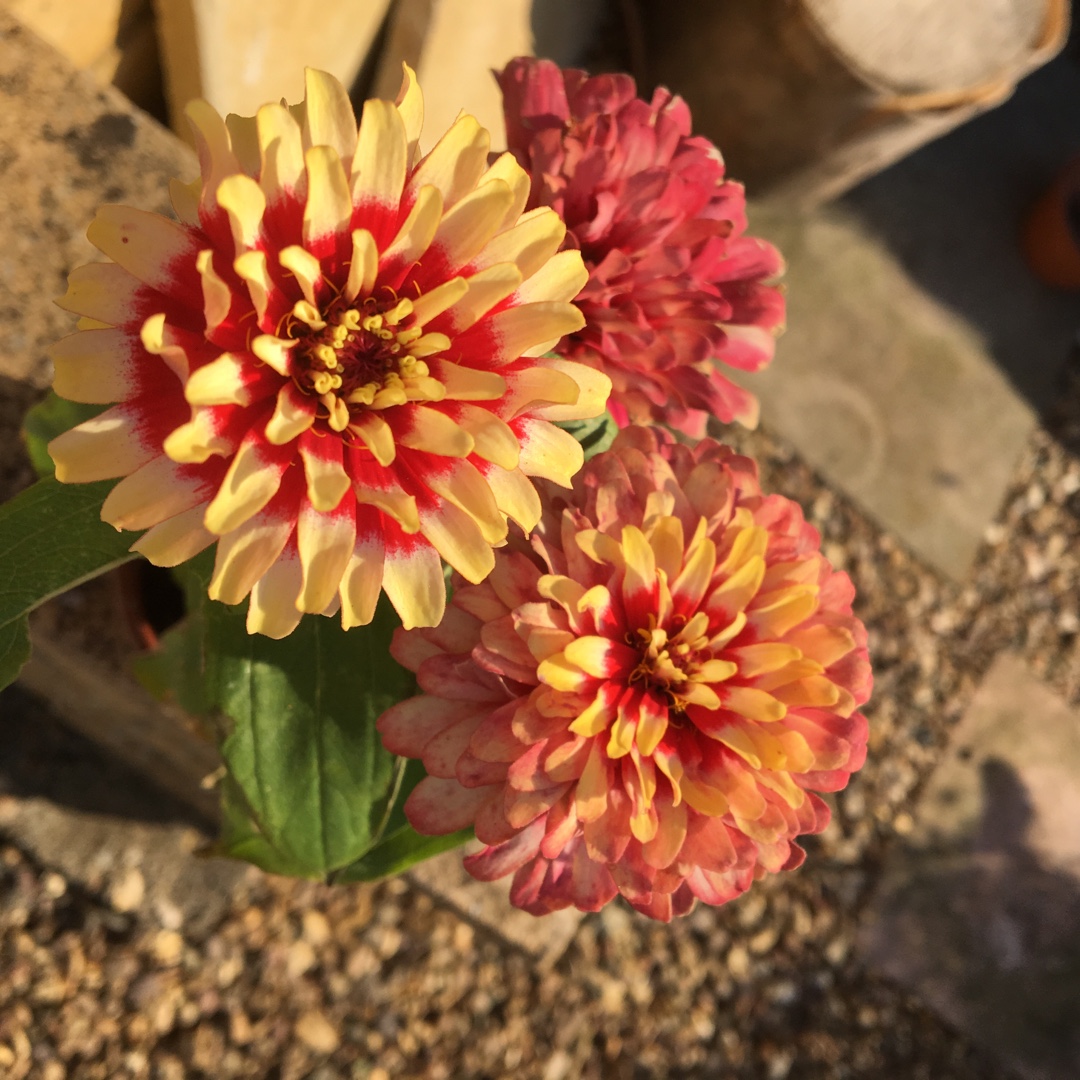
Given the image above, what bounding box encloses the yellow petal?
[786,624,857,668]
[216,173,266,253]
[428,180,514,269]
[203,441,285,534]
[501,365,580,418]
[452,404,519,469]
[483,466,542,532]
[265,383,316,444]
[708,554,765,617]
[537,654,590,693]
[344,228,379,303]
[424,459,506,545]
[680,778,730,817]
[277,244,323,307]
[382,540,446,629]
[169,176,202,227]
[772,676,841,710]
[185,353,251,406]
[297,442,351,512]
[606,712,635,759]
[379,184,443,273]
[346,412,394,466]
[647,515,684,584]
[296,504,356,613]
[163,410,232,464]
[419,500,494,583]
[717,523,769,577]
[478,151,530,230]
[439,264,523,333]
[49,328,134,404]
[436,362,506,401]
[56,262,142,326]
[251,334,296,377]
[304,68,358,162]
[569,690,616,738]
[514,248,588,306]
[393,63,424,165]
[410,276,469,327]
[721,685,787,723]
[708,723,763,769]
[257,102,305,199]
[576,744,609,823]
[224,111,261,175]
[516,420,583,487]
[190,254,232,341]
[233,250,272,322]
[101,456,206,531]
[397,407,474,457]
[470,206,565,279]
[353,483,420,533]
[731,643,802,678]
[185,97,239,209]
[86,205,197,293]
[49,408,151,482]
[486,302,585,364]
[750,587,819,638]
[406,113,488,211]
[351,97,407,211]
[303,145,351,245]
[339,533,385,629]
[247,548,304,639]
[528,359,610,423]
[208,515,292,605]
[131,504,214,566]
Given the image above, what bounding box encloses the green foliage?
[558,410,619,460]
[0,478,137,690]
[147,555,467,881]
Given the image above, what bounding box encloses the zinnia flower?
[495,57,785,438]
[379,427,870,920]
[48,67,609,636]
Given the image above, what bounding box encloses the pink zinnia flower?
[495,58,785,438]
[379,427,871,920]
[48,67,609,636]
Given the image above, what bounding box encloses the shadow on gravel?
[0,683,210,832]
[865,757,1080,1080]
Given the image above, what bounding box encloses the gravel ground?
[11,377,1080,1078]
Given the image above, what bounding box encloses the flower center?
[628,612,711,712]
[285,295,449,433]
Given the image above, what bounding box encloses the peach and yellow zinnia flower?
[48,67,609,636]
[379,427,870,920]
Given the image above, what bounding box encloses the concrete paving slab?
[739,51,1080,580]
[859,653,1080,1080]
[0,10,196,390]
[741,202,1038,580]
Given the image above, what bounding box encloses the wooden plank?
[153,0,393,138]
[19,630,222,823]
[374,0,532,149]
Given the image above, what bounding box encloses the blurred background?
[3,1,1080,1078]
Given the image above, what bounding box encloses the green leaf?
[333,824,473,883]
[558,410,618,461]
[0,478,137,690]
[199,591,422,879]
[22,392,105,478]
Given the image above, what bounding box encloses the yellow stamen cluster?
[629,611,717,712]
[290,297,450,433]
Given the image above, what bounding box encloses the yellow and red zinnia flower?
[496,57,785,438]
[379,427,870,920]
[48,67,609,636]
